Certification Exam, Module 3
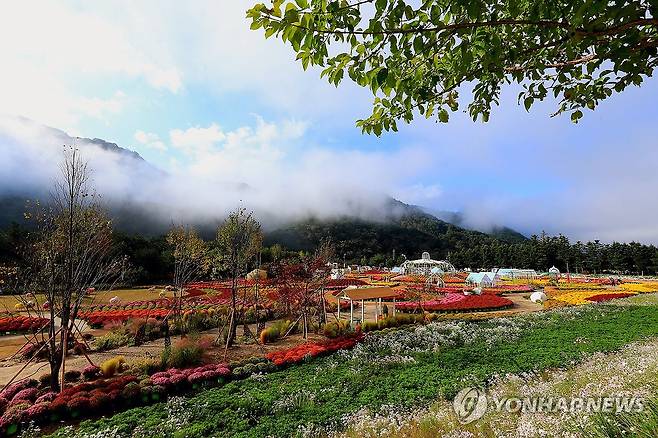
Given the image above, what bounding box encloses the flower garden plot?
[45,304,658,438]
[586,292,637,302]
[552,290,638,305]
[619,282,658,293]
[77,293,265,326]
[0,315,48,334]
[396,293,513,313]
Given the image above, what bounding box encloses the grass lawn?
[48,303,658,438]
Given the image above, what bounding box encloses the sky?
[1,0,657,243]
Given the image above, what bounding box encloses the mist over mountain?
[0,116,525,243]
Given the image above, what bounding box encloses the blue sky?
[1,1,658,242]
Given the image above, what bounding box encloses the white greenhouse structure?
[495,268,538,279]
[400,252,456,276]
[465,272,500,287]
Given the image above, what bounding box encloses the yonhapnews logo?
[453,387,487,424]
[453,386,646,424]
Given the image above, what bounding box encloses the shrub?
[100,356,126,377]
[94,328,132,351]
[67,397,90,417]
[162,337,208,369]
[35,392,57,404]
[24,402,50,420]
[12,388,38,402]
[38,373,52,387]
[259,320,293,344]
[0,379,37,401]
[82,364,101,380]
[129,357,161,376]
[323,320,352,338]
[64,370,81,382]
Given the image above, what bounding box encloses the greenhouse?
[400,252,456,275]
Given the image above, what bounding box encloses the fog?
[0,116,417,233]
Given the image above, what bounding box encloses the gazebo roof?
[340,286,400,300]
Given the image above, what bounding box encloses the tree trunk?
[228,274,238,346]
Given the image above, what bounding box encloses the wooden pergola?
[335,286,400,325]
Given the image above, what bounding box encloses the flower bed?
[266,334,363,367]
[586,292,636,302]
[0,331,366,434]
[553,290,637,305]
[0,315,48,334]
[396,293,513,313]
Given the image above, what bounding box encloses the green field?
[48,302,658,438]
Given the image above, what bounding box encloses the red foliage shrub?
[24,402,50,420]
[67,397,90,416]
[35,392,57,404]
[12,387,38,402]
[266,334,363,367]
[586,292,635,302]
[83,364,101,380]
[0,316,48,333]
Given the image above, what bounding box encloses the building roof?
[466,272,498,283]
[340,286,400,300]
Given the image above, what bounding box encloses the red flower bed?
[586,292,635,302]
[0,316,48,333]
[397,293,513,312]
[266,334,363,366]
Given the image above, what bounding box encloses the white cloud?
[0,1,181,132]
[134,130,167,152]
[170,124,226,155]
[394,184,443,205]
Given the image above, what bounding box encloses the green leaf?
[438,109,449,123]
[376,68,388,86]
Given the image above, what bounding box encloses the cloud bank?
[0,116,435,231]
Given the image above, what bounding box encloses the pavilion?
[335,286,400,325]
[400,252,456,276]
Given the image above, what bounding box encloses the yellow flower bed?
[554,290,637,305]
[619,283,658,293]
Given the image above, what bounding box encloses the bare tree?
[215,208,262,347]
[166,225,208,336]
[273,240,334,339]
[25,148,122,391]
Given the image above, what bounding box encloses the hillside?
[0,118,527,254]
[265,209,503,265]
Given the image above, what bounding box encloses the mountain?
[0,118,527,252]
[430,209,527,243]
[264,198,510,264]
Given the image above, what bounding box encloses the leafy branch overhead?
[247,0,658,134]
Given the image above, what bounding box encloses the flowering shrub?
[82,365,101,380]
[266,334,363,367]
[12,388,38,403]
[0,379,37,403]
[0,315,48,333]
